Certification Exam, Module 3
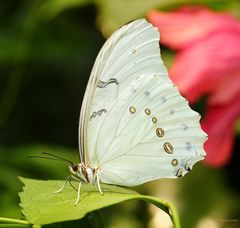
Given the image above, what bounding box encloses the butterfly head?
[69,163,79,175]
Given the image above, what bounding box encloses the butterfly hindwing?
[94,74,206,186]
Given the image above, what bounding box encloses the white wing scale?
[79,19,207,186]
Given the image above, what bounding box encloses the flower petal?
[208,71,240,105]
[201,98,240,167]
[148,7,240,49]
[169,29,240,103]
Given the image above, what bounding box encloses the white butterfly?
[54,19,207,205]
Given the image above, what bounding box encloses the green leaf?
[19,177,180,227]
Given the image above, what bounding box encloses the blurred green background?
[0,0,239,227]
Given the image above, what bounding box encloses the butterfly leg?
[68,175,82,191]
[74,181,82,206]
[52,175,71,194]
[96,173,103,195]
[69,178,78,191]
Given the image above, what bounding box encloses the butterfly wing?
[79,19,163,162]
[80,19,207,186]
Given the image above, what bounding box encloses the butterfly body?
[69,163,99,185]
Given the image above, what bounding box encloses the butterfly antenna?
[27,152,74,164]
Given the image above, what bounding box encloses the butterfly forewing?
[80,19,164,162]
[79,19,207,186]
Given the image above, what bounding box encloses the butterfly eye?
[70,164,78,172]
[74,165,78,172]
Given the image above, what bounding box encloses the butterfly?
[53,19,207,206]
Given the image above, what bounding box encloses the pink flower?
[201,98,240,167]
[148,7,240,167]
[148,7,240,50]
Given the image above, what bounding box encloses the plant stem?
[0,217,30,226]
[32,225,41,228]
[165,201,181,228]
[136,195,181,228]
[0,225,29,227]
